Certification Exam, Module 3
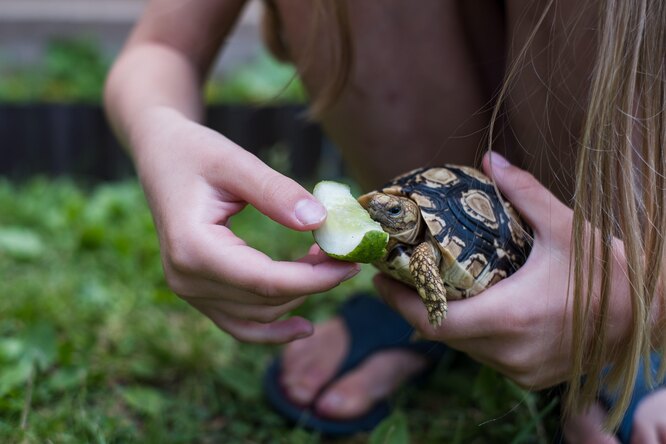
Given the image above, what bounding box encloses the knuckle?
[163,230,197,274]
[248,266,298,303]
[259,172,297,207]
[250,281,280,301]
[163,270,189,297]
[161,261,196,298]
[503,305,534,334]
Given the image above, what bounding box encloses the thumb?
[482,152,567,229]
[220,149,326,231]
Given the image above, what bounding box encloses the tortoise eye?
[388,206,403,216]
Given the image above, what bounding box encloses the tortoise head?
[358,191,422,243]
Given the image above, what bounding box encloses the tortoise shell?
[372,165,532,299]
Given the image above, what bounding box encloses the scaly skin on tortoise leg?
[409,242,447,327]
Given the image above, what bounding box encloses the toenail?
[318,392,345,412]
[287,385,313,404]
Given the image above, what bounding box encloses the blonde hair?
[569,0,666,429]
[264,0,666,431]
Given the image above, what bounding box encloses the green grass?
[0,179,559,443]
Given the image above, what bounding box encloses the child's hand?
[134,109,359,344]
[376,152,632,389]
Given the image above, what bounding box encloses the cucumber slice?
[312,181,389,263]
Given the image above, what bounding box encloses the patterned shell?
[380,165,532,297]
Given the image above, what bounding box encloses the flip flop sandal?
[263,293,449,436]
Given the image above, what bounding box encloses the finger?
[170,255,357,307]
[297,244,334,266]
[374,275,434,334]
[482,152,569,231]
[192,225,359,298]
[193,295,308,323]
[374,273,515,340]
[216,147,326,230]
[170,271,296,305]
[206,309,314,344]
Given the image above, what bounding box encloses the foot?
[279,316,430,420]
[563,388,666,444]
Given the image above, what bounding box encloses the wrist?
[129,106,190,150]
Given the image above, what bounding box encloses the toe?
[315,349,428,419]
[279,318,349,406]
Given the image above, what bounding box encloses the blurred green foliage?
[205,53,306,104]
[0,39,108,103]
[0,179,559,443]
[0,38,305,104]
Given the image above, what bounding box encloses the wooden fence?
[0,104,340,182]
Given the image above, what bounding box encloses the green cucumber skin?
[312,180,389,263]
[322,230,388,263]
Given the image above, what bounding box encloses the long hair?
[568,0,666,428]
[263,0,666,431]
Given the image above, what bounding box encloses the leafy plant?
[205,51,306,104]
[0,38,109,103]
[0,38,305,104]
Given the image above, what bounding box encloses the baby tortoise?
[358,166,532,327]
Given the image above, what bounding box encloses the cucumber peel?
[312,181,388,263]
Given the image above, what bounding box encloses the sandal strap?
[336,293,449,376]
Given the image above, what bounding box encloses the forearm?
[104,0,248,153]
[104,42,204,156]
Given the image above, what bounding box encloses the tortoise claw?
[427,299,447,327]
[410,242,448,328]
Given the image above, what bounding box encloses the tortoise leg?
[409,242,447,327]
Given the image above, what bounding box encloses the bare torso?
[266,0,598,201]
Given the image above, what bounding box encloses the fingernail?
[342,265,361,281]
[295,199,326,226]
[292,320,314,340]
[490,152,511,168]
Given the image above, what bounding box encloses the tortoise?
[357,165,532,327]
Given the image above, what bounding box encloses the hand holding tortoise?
[376,152,633,390]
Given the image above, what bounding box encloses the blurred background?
[0,1,558,442]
